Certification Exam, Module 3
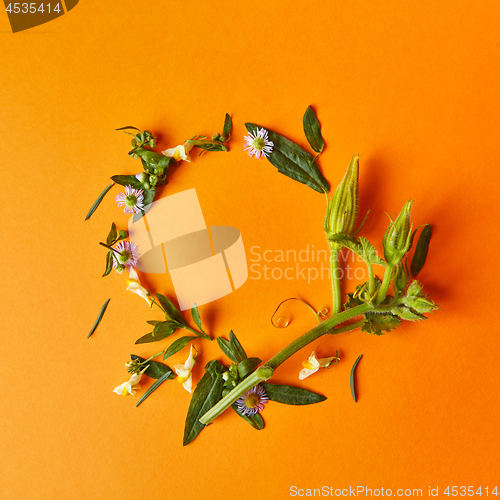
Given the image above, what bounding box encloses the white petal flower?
[126,267,151,306]
[115,185,145,215]
[244,128,274,159]
[162,142,194,163]
[299,351,337,380]
[113,373,142,396]
[174,345,197,393]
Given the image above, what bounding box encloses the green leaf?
[116,126,141,132]
[237,357,262,379]
[87,298,110,338]
[110,175,144,189]
[155,294,187,325]
[191,304,204,333]
[106,223,117,245]
[183,360,226,446]
[146,320,161,326]
[135,372,172,407]
[229,330,247,363]
[222,113,232,138]
[261,382,327,405]
[245,123,329,193]
[231,404,264,430]
[163,336,198,360]
[350,354,363,402]
[102,251,113,277]
[344,237,385,266]
[410,224,432,277]
[303,106,324,153]
[85,183,114,221]
[130,355,175,380]
[216,337,237,362]
[135,321,179,344]
[133,187,156,223]
[361,312,401,335]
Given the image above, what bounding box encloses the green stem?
[367,262,375,297]
[266,302,371,370]
[373,263,395,306]
[200,366,274,425]
[99,242,123,256]
[182,325,212,341]
[330,248,342,315]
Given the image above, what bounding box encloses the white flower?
[162,142,194,163]
[174,345,197,393]
[244,128,274,159]
[299,351,337,380]
[112,241,140,272]
[113,372,143,396]
[115,185,145,215]
[126,267,151,306]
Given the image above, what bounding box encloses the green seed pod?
[383,200,414,266]
[324,155,360,250]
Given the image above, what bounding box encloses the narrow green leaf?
[350,354,363,402]
[217,337,237,362]
[102,251,113,277]
[87,299,110,338]
[116,126,141,132]
[229,330,247,363]
[85,183,114,221]
[222,113,232,138]
[410,224,432,277]
[191,304,204,333]
[135,321,178,344]
[163,336,198,360]
[261,382,327,405]
[130,355,175,380]
[146,320,161,326]
[231,404,264,430]
[106,223,117,245]
[245,123,329,193]
[135,372,172,407]
[237,357,262,379]
[183,360,226,446]
[303,106,324,153]
[156,294,187,325]
[110,175,144,189]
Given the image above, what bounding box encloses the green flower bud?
[115,264,125,274]
[405,280,423,297]
[403,295,438,314]
[212,133,221,141]
[382,200,414,266]
[149,175,158,187]
[393,263,408,295]
[119,230,128,239]
[324,155,359,250]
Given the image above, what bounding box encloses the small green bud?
[149,175,158,187]
[143,181,150,190]
[393,263,408,295]
[382,200,414,266]
[115,264,125,274]
[406,280,423,297]
[403,295,438,314]
[135,172,147,183]
[324,155,360,250]
[119,230,127,239]
[212,133,221,141]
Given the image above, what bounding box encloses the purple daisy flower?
[115,185,145,215]
[244,128,274,159]
[112,240,140,272]
[235,384,269,416]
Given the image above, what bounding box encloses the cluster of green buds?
[222,364,241,397]
[324,155,360,250]
[128,129,156,156]
[125,358,149,376]
[382,200,413,266]
[401,280,438,315]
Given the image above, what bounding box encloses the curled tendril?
[271,298,328,328]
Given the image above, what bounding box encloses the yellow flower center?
[252,137,266,151]
[245,393,260,409]
[125,194,138,207]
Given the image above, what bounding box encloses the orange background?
[1,1,499,498]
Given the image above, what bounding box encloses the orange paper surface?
[1,1,499,499]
